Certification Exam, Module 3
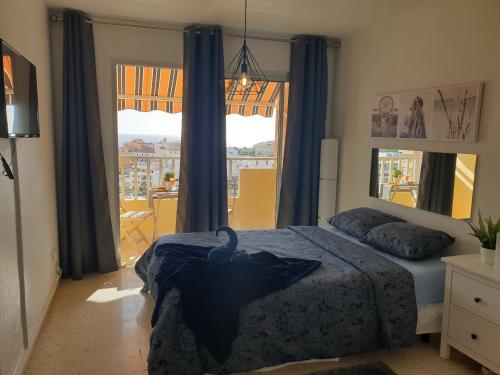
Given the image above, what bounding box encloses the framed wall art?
[371,82,483,142]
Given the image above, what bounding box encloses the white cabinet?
[440,254,500,374]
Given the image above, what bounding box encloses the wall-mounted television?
[0,39,39,138]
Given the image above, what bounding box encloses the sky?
[117,109,276,148]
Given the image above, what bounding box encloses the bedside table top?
[442,253,500,283]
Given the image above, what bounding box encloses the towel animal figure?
[207,226,250,265]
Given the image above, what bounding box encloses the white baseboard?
[13,275,60,375]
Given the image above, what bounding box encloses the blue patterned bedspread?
[135,226,417,375]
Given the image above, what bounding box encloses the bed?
[136,225,445,375]
[323,225,445,334]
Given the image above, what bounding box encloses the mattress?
[323,225,446,306]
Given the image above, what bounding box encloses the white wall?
[0,1,59,374]
[333,0,500,254]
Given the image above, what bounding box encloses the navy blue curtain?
[369,148,380,198]
[176,25,228,233]
[417,152,457,216]
[277,36,328,228]
[60,11,117,279]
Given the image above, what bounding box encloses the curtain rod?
[50,15,341,48]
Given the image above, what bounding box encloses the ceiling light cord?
[244,0,247,42]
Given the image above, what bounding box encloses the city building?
[254,140,275,156]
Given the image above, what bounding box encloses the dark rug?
[306,361,397,375]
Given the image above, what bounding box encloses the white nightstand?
[440,254,500,374]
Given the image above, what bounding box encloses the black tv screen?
[0,39,39,138]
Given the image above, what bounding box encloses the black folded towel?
[152,243,321,364]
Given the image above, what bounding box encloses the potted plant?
[163,172,176,187]
[467,210,500,265]
[391,167,403,183]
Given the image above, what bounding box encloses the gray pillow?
[363,222,454,260]
[328,207,405,240]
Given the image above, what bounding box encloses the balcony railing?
[119,154,276,200]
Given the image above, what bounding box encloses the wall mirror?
[369,148,477,219]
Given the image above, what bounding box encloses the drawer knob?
[474,297,481,303]
[470,333,478,340]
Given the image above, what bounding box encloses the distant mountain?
[118,134,181,147]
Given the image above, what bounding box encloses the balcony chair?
[119,200,153,245]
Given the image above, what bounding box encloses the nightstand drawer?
[448,305,500,366]
[451,272,500,326]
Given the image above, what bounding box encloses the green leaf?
[469,209,500,249]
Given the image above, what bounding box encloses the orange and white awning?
[224,80,281,117]
[116,64,282,118]
[116,64,183,113]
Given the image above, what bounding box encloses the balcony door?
[115,63,183,265]
[225,80,288,230]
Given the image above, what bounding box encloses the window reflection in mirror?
[369,149,477,219]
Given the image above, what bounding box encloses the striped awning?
[3,56,13,104]
[225,80,281,117]
[116,64,281,118]
[116,64,183,113]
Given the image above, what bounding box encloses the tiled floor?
[120,236,154,267]
[25,264,484,375]
[24,264,151,375]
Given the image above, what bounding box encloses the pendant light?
[225,0,269,96]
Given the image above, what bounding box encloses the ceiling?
[44,0,420,38]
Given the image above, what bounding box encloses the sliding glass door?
[115,63,183,265]
[225,80,288,230]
